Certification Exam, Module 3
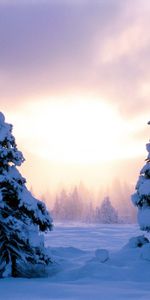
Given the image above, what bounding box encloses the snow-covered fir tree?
[0,112,53,277]
[95,196,118,224]
[132,121,150,231]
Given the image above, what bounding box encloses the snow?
[8,165,25,182]
[138,208,150,230]
[0,113,53,277]
[141,243,150,261]
[140,163,150,175]
[0,113,12,144]
[0,114,24,166]
[125,235,149,248]
[18,187,53,228]
[138,179,150,195]
[131,192,139,206]
[132,137,150,231]
[95,249,109,262]
[1,223,150,299]
[146,142,150,153]
[0,112,5,124]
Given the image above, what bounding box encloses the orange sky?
[0,0,150,198]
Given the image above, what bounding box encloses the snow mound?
[2,225,150,300]
[95,249,109,262]
[125,235,149,249]
[141,243,150,261]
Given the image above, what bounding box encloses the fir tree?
[132,121,150,231]
[96,196,118,224]
[0,112,53,277]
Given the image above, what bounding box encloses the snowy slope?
[1,224,150,300]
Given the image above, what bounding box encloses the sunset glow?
[1,0,150,195]
[21,98,121,163]
[6,96,148,168]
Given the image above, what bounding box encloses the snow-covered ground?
[1,223,150,300]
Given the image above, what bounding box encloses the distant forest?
[41,181,137,224]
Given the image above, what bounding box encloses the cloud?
[0,0,150,119]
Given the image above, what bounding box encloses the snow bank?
[95,249,109,262]
[1,224,150,300]
[141,243,150,261]
[125,235,149,248]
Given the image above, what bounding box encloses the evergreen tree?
[96,196,118,224]
[84,201,94,223]
[68,187,83,221]
[0,112,53,277]
[132,121,150,231]
[52,189,68,221]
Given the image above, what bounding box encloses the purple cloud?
[0,0,150,118]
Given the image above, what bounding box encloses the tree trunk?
[11,255,17,277]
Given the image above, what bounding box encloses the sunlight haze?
[1,0,150,199]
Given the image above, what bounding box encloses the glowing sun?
[8,96,146,164]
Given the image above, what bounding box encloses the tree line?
[51,186,136,224]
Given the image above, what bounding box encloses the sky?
[1,0,150,198]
